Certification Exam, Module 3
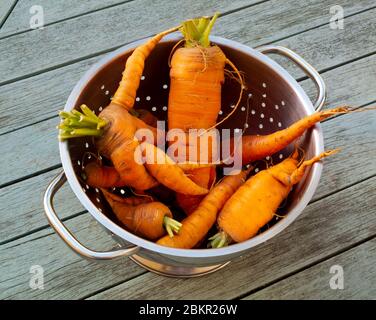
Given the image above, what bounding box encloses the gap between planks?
[0,0,373,88]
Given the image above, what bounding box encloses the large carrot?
[211,149,339,247]
[157,168,250,249]
[168,13,244,213]
[102,189,181,240]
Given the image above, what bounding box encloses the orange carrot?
[211,149,339,247]
[157,168,250,249]
[230,106,349,165]
[83,162,127,188]
[142,142,209,195]
[111,26,180,110]
[58,27,179,189]
[167,13,243,212]
[175,166,216,215]
[102,189,181,240]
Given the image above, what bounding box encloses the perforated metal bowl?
[44,34,326,277]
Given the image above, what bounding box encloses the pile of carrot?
[57,14,368,248]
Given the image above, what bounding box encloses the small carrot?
[102,189,181,240]
[157,168,250,249]
[211,149,339,247]
[142,142,209,195]
[83,162,127,188]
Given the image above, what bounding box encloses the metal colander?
[44,34,325,277]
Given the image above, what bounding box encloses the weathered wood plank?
[0,116,60,186]
[0,213,145,299]
[1,6,376,135]
[0,0,16,27]
[0,0,260,84]
[1,0,373,85]
[245,239,376,299]
[88,176,376,300]
[2,97,374,246]
[1,57,375,190]
[0,168,83,244]
[263,8,376,79]
[2,169,375,299]
[0,0,132,38]
[299,54,376,111]
[0,55,99,135]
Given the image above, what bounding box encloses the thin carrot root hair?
[129,188,154,201]
[203,58,245,133]
[168,39,185,67]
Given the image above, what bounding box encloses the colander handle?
[43,171,139,260]
[256,45,326,111]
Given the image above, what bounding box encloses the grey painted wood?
[1,0,373,85]
[245,239,376,299]
[2,174,374,299]
[0,213,145,299]
[1,5,376,135]
[0,0,259,84]
[0,0,16,27]
[0,0,375,300]
[0,116,60,186]
[267,10,376,79]
[88,176,376,299]
[1,98,374,246]
[1,59,375,189]
[299,54,376,112]
[0,168,83,244]
[0,55,99,135]
[0,0,132,38]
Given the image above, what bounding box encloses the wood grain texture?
[245,239,376,299]
[0,0,260,84]
[88,176,376,299]
[1,57,375,188]
[0,0,375,300]
[0,0,132,38]
[0,0,17,27]
[1,58,375,245]
[0,213,145,299]
[266,8,376,79]
[1,5,376,135]
[0,168,83,244]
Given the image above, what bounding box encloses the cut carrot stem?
[164,216,183,238]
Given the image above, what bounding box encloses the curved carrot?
[142,142,209,195]
[112,26,180,110]
[212,149,339,246]
[102,189,181,240]
[83,162,127,188]
[157,168,250,249]
[230,106,350,165]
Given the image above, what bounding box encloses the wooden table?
[0,0,375,300]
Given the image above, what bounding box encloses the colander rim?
[60,34,324,259]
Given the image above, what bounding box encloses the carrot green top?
[180,12,219,48]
